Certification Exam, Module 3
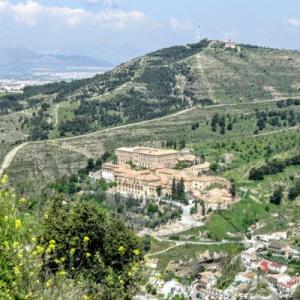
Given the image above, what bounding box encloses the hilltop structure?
[93,146,236,212]
[224,39,236,49]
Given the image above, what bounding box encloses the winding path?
[0,143,29,177]
[146,238,245,257]
[0,95,299,177]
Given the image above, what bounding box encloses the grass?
[205,197,266,240]
[148,238,175,255]
[152,243,243,273]
[6,100,300,195]
[169,194,268,242]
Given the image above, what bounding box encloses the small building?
[258,260,271,273]
[268,242,289,254]
[269,262,287,274]
[224,39,236,49]
[268,274,300,296]
[235,272,255,284]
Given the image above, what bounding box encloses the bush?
[270,187,283,205]
[0,174,144,299]
[40,200,143,290]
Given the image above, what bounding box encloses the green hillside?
[1,40,300,141]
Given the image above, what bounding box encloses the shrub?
[40,200,143,293]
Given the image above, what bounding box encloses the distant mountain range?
[0,47,113,79]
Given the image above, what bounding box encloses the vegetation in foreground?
[0,175,144,299]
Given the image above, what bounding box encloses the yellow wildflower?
[47,241,55,253]
[118,245,126,255]
[83,236,90,243]
[69,248,76,256]
[45,279,52,288]
[35,245,45,255]
[15,219,22,230]
[132,249,140,256]
[58,270,66,277]
[14,266,21,276]
[47,245,55,253]
[13,241,20,249]
[19,197,27,204]
[1,174,8,185]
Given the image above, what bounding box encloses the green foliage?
[0,174,144,299]
[209,162,219,172]
[288,180,300,201]
[205,196,266,241]
[270,186,283,205]
[249,154,300,180]
[217,256,244,290]
[171,177,186,203]
[41,199,142,282]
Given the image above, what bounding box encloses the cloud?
[0,0,150,29]
[96,9,148,30]
[85,0,117,8]
[288,18,300,27]
[170,17,193,31]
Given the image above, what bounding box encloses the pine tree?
[177,178,185,202]
[171,178,176,199]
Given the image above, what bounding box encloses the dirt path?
[0,143,29,177]
[196,53,214,101]
[53,104,60,128]
[1,95,299,176]
[146,238,244,257]
[255,125,299,137]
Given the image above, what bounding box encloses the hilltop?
[1,39,300,140]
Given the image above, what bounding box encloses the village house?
[268,241,300,259]
[268,274,300,296]
[258,260,287,274]
[241,250,258,269]
[235,272,255,284]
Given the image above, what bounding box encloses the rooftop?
[116,146,179,156]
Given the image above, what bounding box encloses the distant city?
[0,68,112,92]
[0,47,113,92]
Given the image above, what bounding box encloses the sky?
[0,0,300,63]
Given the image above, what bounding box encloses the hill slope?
[1,40,300,140]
